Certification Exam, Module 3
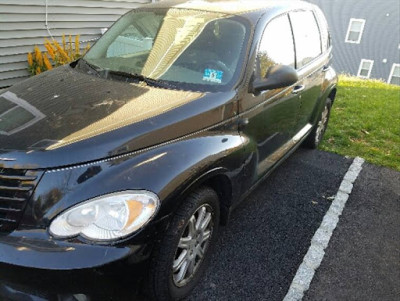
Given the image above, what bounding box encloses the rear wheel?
[303,98,332,149]
[147,186,220,300]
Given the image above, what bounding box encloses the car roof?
[146,0,314,16]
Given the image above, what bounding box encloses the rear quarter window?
[313,7,330,52]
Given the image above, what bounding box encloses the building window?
[388,64,400,85]
[357,59,374,78]
[345,18,366,44]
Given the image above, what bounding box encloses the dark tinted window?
[290,10,322,68]
[257,14,295,78]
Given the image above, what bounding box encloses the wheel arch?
[177,168,233,226]
[328,86,337,103]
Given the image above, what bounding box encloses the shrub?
[28,34,90,75]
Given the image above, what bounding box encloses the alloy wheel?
[172,205,214,287]
[315,104,329,145]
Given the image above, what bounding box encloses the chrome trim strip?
[293,124,313,143]
[257,123,313,175]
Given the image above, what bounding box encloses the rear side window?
[290,10,322,69]
[313,7,330,52]
[257,14,295,78]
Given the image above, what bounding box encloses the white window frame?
[345,18,366,44]
[388,63,400,85]
[357,59,374,78]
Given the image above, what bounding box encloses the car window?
[83,9,250,92]
[290,10,322,69]
[106,14,164,58]
[257,14,295,78]
[313,7,330,52]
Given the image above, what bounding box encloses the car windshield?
[83,8,250,92]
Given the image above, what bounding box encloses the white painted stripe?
[283,157,365,301]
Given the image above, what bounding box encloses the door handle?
[238,118,249,131]
[322,65,331,72]
[292,85,305,94]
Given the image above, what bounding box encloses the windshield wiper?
[79,59,102,75]
[108,70,178,89]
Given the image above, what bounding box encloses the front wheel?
[147,186,220,300]
[303,98,332,149]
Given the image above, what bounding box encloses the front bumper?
[0,226,164,300]
[0,212,170,271]
[0,229,151,270]
[0,261,149,301]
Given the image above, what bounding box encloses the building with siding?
[2,0,400,87]
[307,0,400,85]
[0,0,152,88]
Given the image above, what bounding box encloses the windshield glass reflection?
[0,91,45,136]
[84,8,249,91]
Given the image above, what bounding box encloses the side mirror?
[252,65,298,93]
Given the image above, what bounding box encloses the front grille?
[0,168,41,232]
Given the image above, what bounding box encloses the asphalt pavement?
[304,163,400,301]
[187,148,352,301]
[1,149,399,301]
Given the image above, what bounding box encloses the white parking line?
[283,157,365,301]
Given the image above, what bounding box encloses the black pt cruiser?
[0,0,337,300]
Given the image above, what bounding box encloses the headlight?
[49,191,159,241]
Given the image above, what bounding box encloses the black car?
[0,0,337,300]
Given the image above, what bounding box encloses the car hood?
[0,65,237,169]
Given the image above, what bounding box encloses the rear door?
[239,14,299,181]
[289,10,326,131]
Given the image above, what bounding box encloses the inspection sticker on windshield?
[203,69,223,84]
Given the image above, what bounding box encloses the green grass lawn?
[320,75,400,171]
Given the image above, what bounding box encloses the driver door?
[239,14,302,183]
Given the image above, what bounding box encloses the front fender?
[20,131,246,233]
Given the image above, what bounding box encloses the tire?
[147,186,220,301]
[303,98,332,149]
